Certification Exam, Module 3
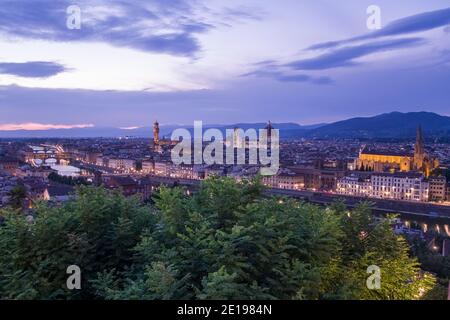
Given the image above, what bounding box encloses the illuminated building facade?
[357,150,412,172]
[108,158,136,171]
[429,176,447,202]
[336,173,372,197]
[371,172,429,202]
[356,126,438,177]
[337,172,430,202]
[262,171,305,190]
[141,160,154,173]
[153,120,160,145]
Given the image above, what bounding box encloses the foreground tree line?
[0,177,443,299]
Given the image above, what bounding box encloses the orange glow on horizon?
[0,123,94,131]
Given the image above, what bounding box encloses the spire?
[414,125,425,171]
[415,125,424,154]
[416,125,423,144]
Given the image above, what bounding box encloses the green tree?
[0,186,156,299]
[7,185,28,211]
[323,203,436,299]
[0,177,439,300]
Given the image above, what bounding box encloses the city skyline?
[1,1,450,304]
[1,1,450,129]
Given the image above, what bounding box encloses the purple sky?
[0,0,450,129]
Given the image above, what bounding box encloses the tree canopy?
[0,177,438,300]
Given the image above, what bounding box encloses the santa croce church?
[356,126,439,177]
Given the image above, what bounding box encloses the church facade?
[356,126,439,177]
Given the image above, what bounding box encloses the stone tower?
[153,120,160,145]
[265,121,274,143]
[414,125,425,170]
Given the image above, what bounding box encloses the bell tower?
[414,125,425,170]
[153,120,160,145]
[265,120,274,143]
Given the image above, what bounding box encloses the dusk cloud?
[3,56,450,127]
[220,6,266,22]
[0,0,256,57]
[241,70,333,85]
[1,1,449,127]
[309,7,450,50]
[0,123,94,131]
[245,37,424,84]
[288,38,425,71]
[0,61,67,78]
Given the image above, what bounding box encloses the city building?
[102,176,139,197]
[356,126,439,177]
[141,159,154,173]
[101,175,164,201]
[154,161,171,176]
[357,149,413,172]
[85,152,102,165]
[336,173,372,197]
[262,170,304,190]
[108,158,136,171]
[287,166,345,191]
[171,164,196,179]
[371,172,429,202]
[429,176,447,202]
[45,185,75,202]
[338,172,430,202]
[0,157,19,175]
[96,157,107,167]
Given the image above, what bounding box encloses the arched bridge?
[25,144,72,165]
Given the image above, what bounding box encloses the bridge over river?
[27,144,71,165]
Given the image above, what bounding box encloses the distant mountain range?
[0,122,326,139]
[1,112,450,139]
[305,112,450,139]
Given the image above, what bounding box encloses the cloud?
[309,7,450,50]
[221,6,266,21]
[0,0,257,57]
[241,70,333,85]
[0,123,94,131]
[120,126,142,130]
[244,37,424,85]
[0,61,67,78]
[0,0,206,56]
[2,56,450,128]
[288,38,425,70]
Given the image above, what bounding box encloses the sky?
[0,0,450,130]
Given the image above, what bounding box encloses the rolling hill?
[306,112,450,138]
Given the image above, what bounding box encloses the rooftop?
[372,172,424,179]
[361,148,412,157]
